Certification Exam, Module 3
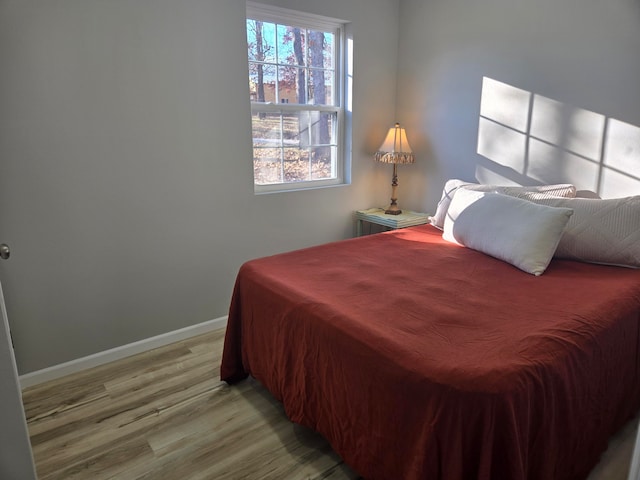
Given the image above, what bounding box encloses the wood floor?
[22,327,637,480]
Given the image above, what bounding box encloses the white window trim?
[246,2,348,194]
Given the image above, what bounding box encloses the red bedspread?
[221,224,640,480]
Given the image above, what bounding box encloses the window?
[246,3,346,193]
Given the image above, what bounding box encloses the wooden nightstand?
[355,208,430,236]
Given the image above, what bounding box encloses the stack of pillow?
[432,179,640,276]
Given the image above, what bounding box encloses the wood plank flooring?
[21,328,637,480]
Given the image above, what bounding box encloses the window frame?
[246,2,347,194]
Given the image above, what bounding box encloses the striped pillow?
[524,196,640,268]
[429,179,576,230]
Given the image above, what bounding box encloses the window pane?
[310,112,335,146]
[283,148,310,182]
[282,112,302,147]
[254,147,282,185]
[278,25,306,66]
[247,20,276,64]
[311,146,336,180]
[277,66,301,104]
[323,34,334,69]
[296,111,311,147]
[252,112,281,146]
[308,70,332,105]
[249,63,276,103]
[307,30,331,69]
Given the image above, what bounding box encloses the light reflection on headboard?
[477,77,640,198]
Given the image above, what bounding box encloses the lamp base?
[385,165,402,215]
[385,203,402,215]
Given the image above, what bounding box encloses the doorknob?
[0,244,9,260]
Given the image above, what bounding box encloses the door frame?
[0,279,37,479]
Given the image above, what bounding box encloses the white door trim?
[0,280,37,479]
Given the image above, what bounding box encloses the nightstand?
[355,208,430,236]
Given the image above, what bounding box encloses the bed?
[221,193,640,479]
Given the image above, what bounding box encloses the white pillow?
[523,196,640,268]
[443,189,573,276]
[430,179,576,229]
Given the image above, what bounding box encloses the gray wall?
[0,0,399,373]
[396,0,640,212]
[8,0,638,375]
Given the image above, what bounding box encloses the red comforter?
[221,225,640,480]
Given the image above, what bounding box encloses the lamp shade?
[375,123,415,164]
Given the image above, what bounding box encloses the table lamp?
[375,122,415,215]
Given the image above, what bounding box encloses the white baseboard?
[19,316,228,390]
